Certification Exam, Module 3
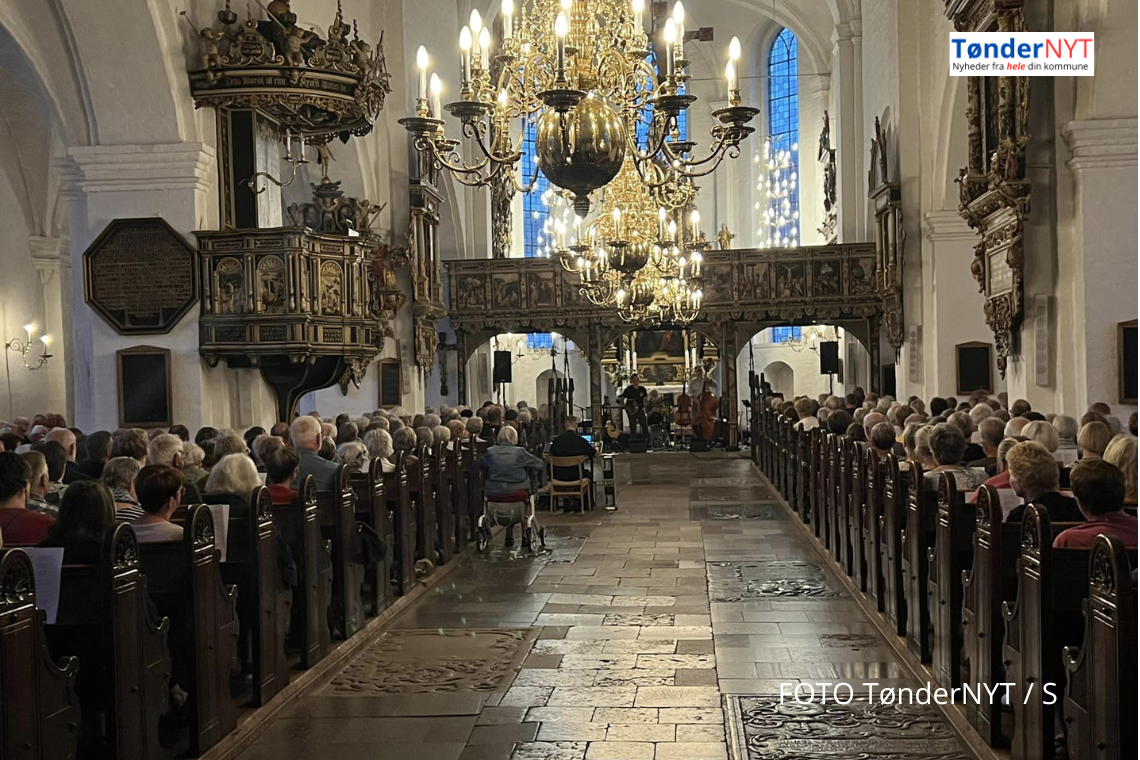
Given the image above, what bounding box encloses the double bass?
[674,380,692,429]
[694,389,719,440]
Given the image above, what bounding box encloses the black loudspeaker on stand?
[493,350,513,384]
[819,341,840,375]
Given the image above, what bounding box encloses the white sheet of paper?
[1054,448,1080,467]
[21,547,64,624]
[207,503,230,563]
[997,489,1022,516]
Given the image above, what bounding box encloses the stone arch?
[535,368,565,408]
[761,360,794,396]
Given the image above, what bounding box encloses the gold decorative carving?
[818,111,838,243]
[868,117,905,358]
[256,256,286,314]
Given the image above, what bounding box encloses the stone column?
[589,325,604,433]
[831,23,862,243]
[456,329,468,405]
[720,321,739,449]
[57,143,274,431]
[28,236,70,418]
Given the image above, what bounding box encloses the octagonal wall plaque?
[83,218,199,335]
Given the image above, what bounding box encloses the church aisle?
[233,453,973,760]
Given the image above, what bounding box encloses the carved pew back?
[881,454,910,636]
[270,476,329,668]
[794,425,811,523]
[849,441,867,591]
[315,465,364,639]
[449,442,469,553]
[46,524,172,760]
[834,436,851,572]
[464,438,483,541]
[432,441,454,565]
[903,463,937,661]
[409,446,438,565]
[784,419,798,508]
[0,548,80,760]
[349,458,393,615]
[863,449,885,611]
[809,428,823,539]
[384,452,416,596]
[220,486,290,707]
[927,473,973,690]
[137,505,238,756]
[1063,534,1136,760]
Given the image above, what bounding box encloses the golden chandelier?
[400,0,756,216]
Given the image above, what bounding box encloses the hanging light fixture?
[400,1,756,216]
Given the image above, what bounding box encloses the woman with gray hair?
[204,453,262,519]
[102,456,145,521]
[214,434,248,459]
[392,427,417,453]
[414,426,434,449]
[1052,414,1080,465]
[363,428,396,472]
[432,425,451,446]
[466,416,485,441]
[181,441,208,490]
[480,424,544,547]
[914,425,935,468]
[337,441,370,474]
[923,424,988,492]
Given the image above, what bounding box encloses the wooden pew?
[833,436,850,571]
[432,442,455,565]
[1002,505,1104,760]
[137,505,238,756]
[961,487,1078,747]
[849,442,867,592]
[464,439,482,543]
[271,476,330,668]
[927,473,974,690]
[778,419,791,500]
[384,451,416,596]
[809,428,824,540]
[823,434,837,554]
[795,426,812,523]
[315,465,364,639]
[409,446,438,565]
[1062,534,1136,760]
[219,486,290,707]
[0,548,81,760]
[903,463,937,661]
[449,442,469,553]
[881,454,910,636]
[863,450,885,612]
[349,458,394,615]
[45,524,172,760]
[784,419,798,508]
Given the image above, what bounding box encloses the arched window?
[521,118,551,259]
[766,27,799,241]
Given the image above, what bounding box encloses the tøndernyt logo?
[949,32,1094,76]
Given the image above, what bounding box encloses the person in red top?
[0,451,55,544]
[265,446,300,505]
[1054,459,1138,549]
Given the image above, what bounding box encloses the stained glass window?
[527,333,553,351]
[521,118,551,259]
[767,28,800,240]
[770,326,802,343]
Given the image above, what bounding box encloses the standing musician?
[690,365,720,441]
[620,374,649,438]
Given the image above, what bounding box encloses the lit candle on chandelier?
[658,207,667,239]
[555,13,569,81]
[469,9,483,69]
[430,73,442,120]
[673,2,685,64]
[611,208,623,241]
[690,209,700,240]
[632,0,644,31]
[459,26,472,84]
[416,46,429,101]
[502,0,514,41]
[728,36,741,101]
[663,19,676,77]
[479,27,491,66]
[668,219,677,245]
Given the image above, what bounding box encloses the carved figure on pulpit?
[716,224,736,250]
[216,257,245,314]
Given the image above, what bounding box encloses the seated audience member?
[1077,420,1112,461]
[870,422,897,460]
[111,429,148,463]
[78,430,112,479]
[318,436,336,461]
[265,447,300,504]
[432,425,451,446]
[195,426,219,447]
[1009,398,1032,418]
[978,437,1022,492]
[1022,420,1060,455]
[102,456,145,522]
[901,423,923,466]
[1004,417,1029,439]
[914,425,936,468]
[46,427,92,484]
[0,452,54,543]
[1130,411,1138,437]
[1103,434,1137,505]
[929,397,948,417]
[214,434,248,460]
[269,421,292,445]
[1051,414,1080,465]
[446,419,467,444]
[168,424,190,443]
[362,428,396,473]
[337,441,370,474]
[1054,460,1138,549]
[204,453,261,518]
[482,426,543,494]
[149,433,203,502]
[290,415,340,490]
[1005,441,1083,523]
[21,451,55,517]
[923,425,988,492]
[862,411,885,439]
[37,481,116,563]
[250,433,284,472]
[414,426,434,449]
[793,397,820,430]
[336,422,359,446]
[947,412,984,463]
[132,465,186,543]
[550,416,596,510]
[33,441,70,506]
[969,417,1006,476]
[826,410,853,437]
[393,427,418,454]
[845,423,866,443]
[181,442,208,489]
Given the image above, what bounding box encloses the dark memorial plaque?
[84,218,199,334]
[1120,320,1137,404]
[956,341,993,395]
[117,346,172,428]
[379,359,401,408]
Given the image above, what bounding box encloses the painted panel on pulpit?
[703,264,734,303]
[638,363,685,385]
[527,271,557,307]
[491,273,521,309]
[635,330,685,360]
[738,262,772,300]
[455,274,487,310]
[812,259,842,296]
[848,257,876,295]
[775,262,806,298]
[563,278,585,306]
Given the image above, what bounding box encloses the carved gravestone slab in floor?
[688,504,782,521]
[318,629,539,694]
[726,695,972,759]
[707,561,843,602]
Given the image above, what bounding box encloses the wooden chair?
[547,455,591,512]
